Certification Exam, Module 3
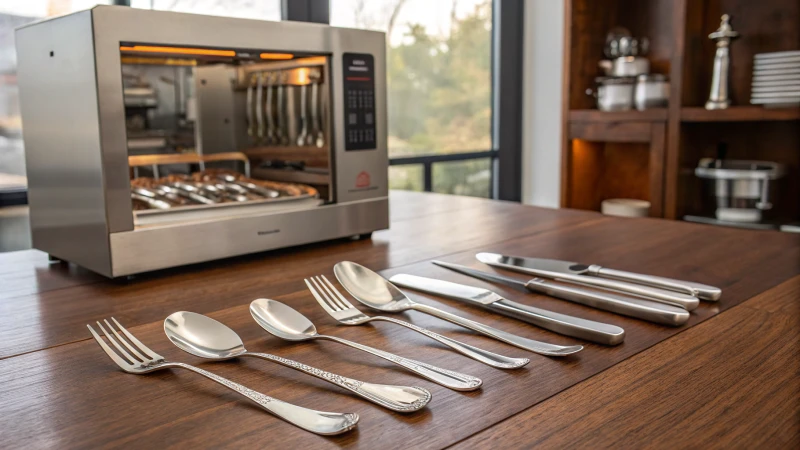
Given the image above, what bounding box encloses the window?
[331,0,496,198]
[389,165,423,192]
[0,1,112,201]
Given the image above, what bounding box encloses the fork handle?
[169,362,358,435]
[318,335,483,391]
[370,316,529,369]
[241,352,430,412]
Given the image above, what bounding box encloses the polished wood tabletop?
[1,191,798,449]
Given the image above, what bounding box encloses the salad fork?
[87,317,358,435]
[306,275,529,369]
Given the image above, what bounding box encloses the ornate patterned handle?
[319,335,483,391]
[244,352,431,412]
[171,362,358,435]
[371,316,529,369]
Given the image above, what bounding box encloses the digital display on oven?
[342,53,376,151]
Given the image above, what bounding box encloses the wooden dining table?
[1,190,798,449]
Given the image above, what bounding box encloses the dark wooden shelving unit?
[569,109,668,123]
[680,106,800,122]
[561,0,800,224]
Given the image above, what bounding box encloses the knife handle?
[409,303,584,356]
[525,279,690,327]
[487,299,625,346]
[553,272,699,311]
[589,266,721,301]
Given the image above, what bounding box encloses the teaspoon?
[333,261,584,356]
[164,311,431,413]
[249,299,483,391]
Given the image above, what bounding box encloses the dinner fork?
[87,317,359,435]
[306,275,530,369]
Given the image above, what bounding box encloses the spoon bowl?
[334,261,585,357]
[250,298,318,341]
[165,310,434,412]
[334,261,412,312]
[165,311,246,360]
[250,298,484,391]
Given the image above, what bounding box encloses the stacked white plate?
[750,50,800,107]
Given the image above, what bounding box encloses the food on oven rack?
[130,169,318,211]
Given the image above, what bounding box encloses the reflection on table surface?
[0,205,30,252]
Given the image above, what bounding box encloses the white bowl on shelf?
[601,198,651,218]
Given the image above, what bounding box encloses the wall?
[521,0,565,207]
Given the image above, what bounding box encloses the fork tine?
[104,319,148,362]
[321,275,355,309]
[87,324,136,370]
[312,276,348,311]
[305,278,339,315]
[96,321,140,364]
[314,276,347,310]
[111,317,164,361]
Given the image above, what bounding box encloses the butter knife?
[430,261,691,327]
[389,274,625,345]
[477,253,720,302]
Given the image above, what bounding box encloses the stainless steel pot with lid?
[587,77,635,111]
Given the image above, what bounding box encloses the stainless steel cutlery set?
[88,253,720,435]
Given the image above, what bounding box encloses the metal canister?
[634,74,669,110]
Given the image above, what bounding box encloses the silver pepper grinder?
[705,14,740,110]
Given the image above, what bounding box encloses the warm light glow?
[259,53,294,60]
[571,139,596,166]
[121,57,197,66]
[296,68,310,84]
[120,45,236,57]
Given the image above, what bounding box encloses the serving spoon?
[333,261,584,356]
[249,299,483,391]
[164,311,431,413]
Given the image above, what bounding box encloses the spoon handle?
[319,335,483,391]
[410,303,584,356]
[169,362,358,435]
[370,316,529,369]
[242,352,431,412]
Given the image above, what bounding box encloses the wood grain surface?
[0,191,798,449]
[455,275,800,449]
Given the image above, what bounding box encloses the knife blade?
[431,261,690,327]
[389,273,625,345]
[476,253,705,309]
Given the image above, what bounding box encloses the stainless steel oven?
[16,5,388,277]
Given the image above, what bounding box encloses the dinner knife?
[477,253,713,307]
[431,261,691,327]
[389,274,626,345]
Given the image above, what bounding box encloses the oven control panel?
[342,53,376,151]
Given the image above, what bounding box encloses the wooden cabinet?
[563,110,667,217]
[561,0,800,222]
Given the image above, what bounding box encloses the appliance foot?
[350,232,373,241]
[48,254,66,264]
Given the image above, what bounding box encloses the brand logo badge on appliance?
[356,171,370,188]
